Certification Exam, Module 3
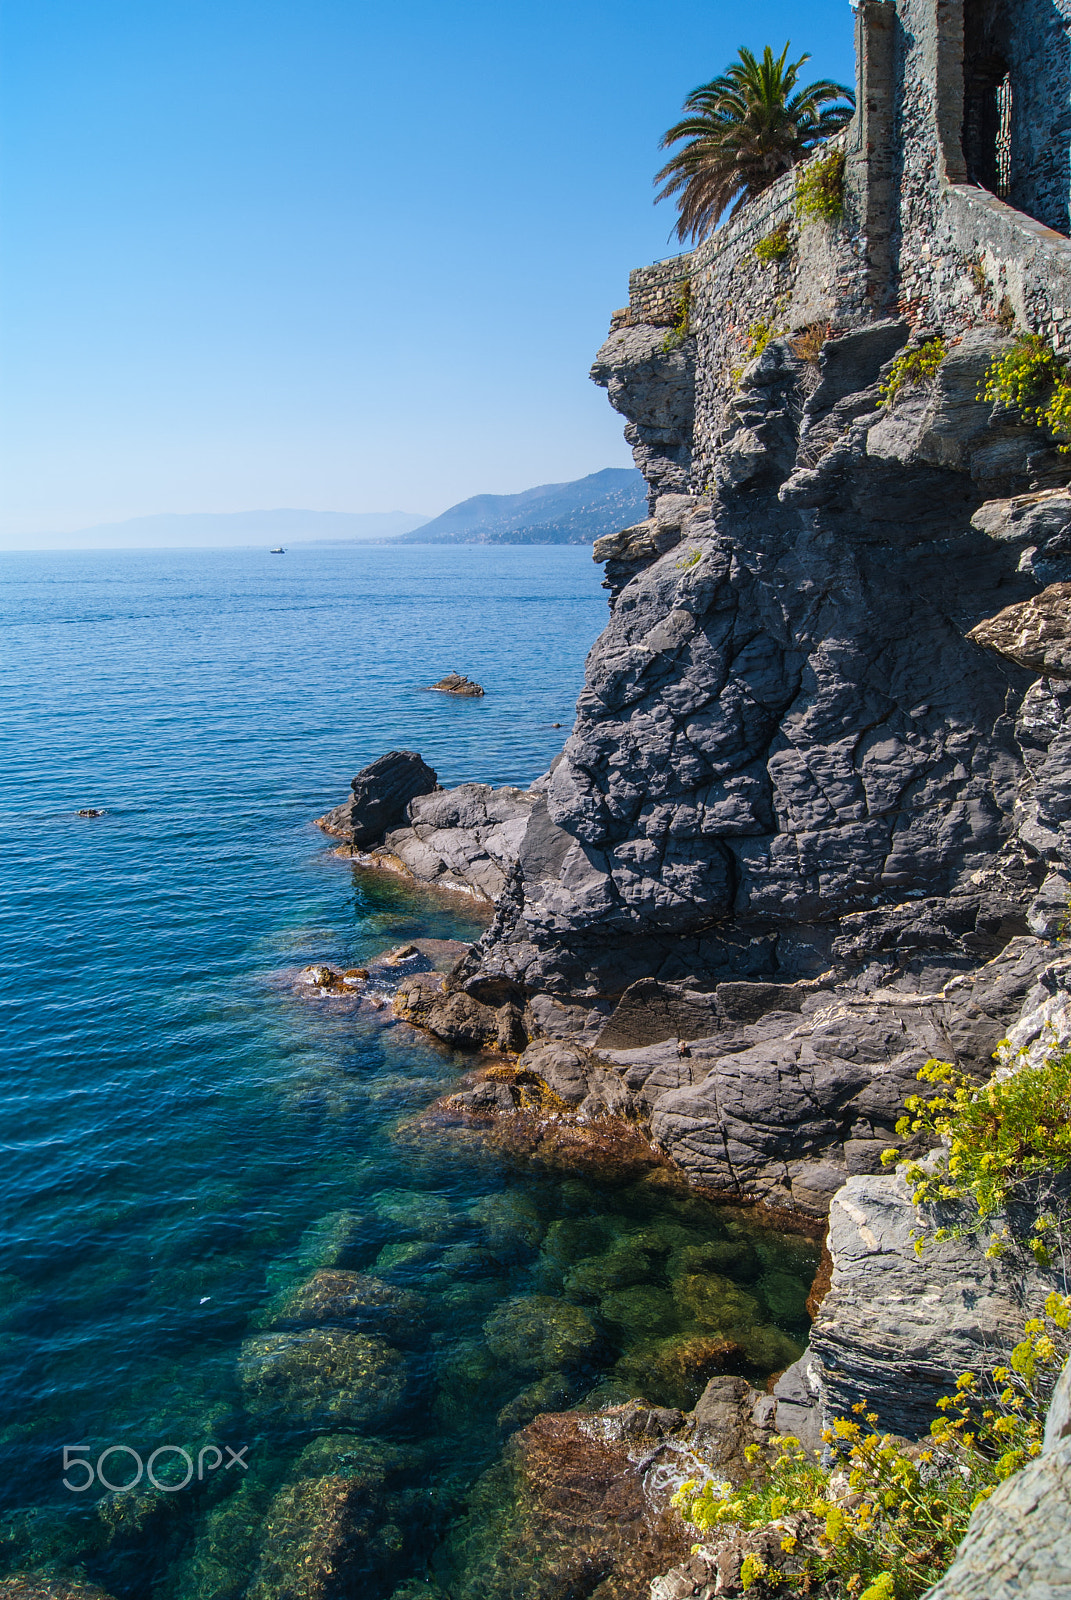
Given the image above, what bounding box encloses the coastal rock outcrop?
[316,750,438,846]
[427,673,485,697]
[450,327,1047,1008]
[590,324,695,510]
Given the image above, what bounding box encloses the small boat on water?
[269,546,286,554]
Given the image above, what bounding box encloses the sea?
[0,543,819,1599]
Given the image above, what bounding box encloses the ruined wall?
[894,0,1071,349]
[600,0,1071,520]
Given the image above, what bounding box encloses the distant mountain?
[396,468,647,545]
[16,508,429,550]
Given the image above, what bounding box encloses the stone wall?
[895,0,1071,351]
[687,138,870,493]
[610,255,693,332]
[599,0,1071,507]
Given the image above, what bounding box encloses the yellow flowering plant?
[982,334,1071,452]
[880,1047,1071,1265]
[673,1295,1070,1599]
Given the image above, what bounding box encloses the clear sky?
[0,0,856,541]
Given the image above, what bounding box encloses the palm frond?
[655,40,855,243]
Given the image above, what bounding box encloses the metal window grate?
[995,73,1013,198]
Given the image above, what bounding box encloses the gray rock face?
[590,324,695,509]
[378,783,538,901]
[453,324,1047,1007]
[317,750,438,846]
[808,1171,1062,1440]
[489,938,1056,1215]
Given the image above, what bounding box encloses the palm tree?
[655,43,855,243]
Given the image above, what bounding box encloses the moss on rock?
[238,1328,407,1429]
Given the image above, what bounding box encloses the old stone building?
[594,0,1071,503]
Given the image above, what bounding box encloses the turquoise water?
[0,545,818,1598]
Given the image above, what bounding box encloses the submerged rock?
[0,1585,118,1600]
[238,1328,407,1429]
[433,1404,692,1599]
[615,1334,745,1411]
[245,1435,419,1600]
[483,1294,602,1376]
[270,1269,426,1343]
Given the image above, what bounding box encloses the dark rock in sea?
[427,673,484,697]
[238,1327,408,1429]
[316,749,438,845]
[393,971,527,1052]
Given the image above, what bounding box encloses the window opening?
[995,72,1012,199]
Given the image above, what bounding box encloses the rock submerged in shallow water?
[496,1372,578,1432]
[433,1400,699,1599]
[244,1435,420,1600]
[483,1294,602,1376]
[0,1584,118,1600]
[426,673,484,697]
[270,1269,426,1343]
[238,1327,407,1428]
[316,749,438,845]
[615,1333,744,1410]
[672,1271,763,1334]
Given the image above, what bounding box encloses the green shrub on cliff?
[881,1047,1071,1264]
[674,1294,1070,1600]
[755,221,794,265]
[982,334,1071,452]
[878,338,947,408]
[655,44,854,242]
[661,283,692,352]
[794,148,846,224]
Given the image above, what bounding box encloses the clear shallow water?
[0,545,818,1598]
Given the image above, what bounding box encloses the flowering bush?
[673,1295,1070,1599]
[881,1048,1071,1264]
[878,338,947,408]
[795,150,846,224]
[982,334,1071,452]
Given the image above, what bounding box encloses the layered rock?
[590,324,695,510]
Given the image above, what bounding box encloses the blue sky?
[0,0,856,540]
